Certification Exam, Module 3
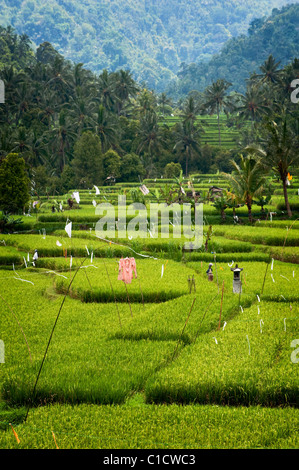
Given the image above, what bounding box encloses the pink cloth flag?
[118,257,137,284]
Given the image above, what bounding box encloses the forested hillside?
[0,0,298,91]
[0,22,298,196]
[168,3,299,97]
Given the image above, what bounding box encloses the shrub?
[0,153,30,213]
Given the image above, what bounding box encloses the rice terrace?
[0,171,298,450]
[0,1,299,453]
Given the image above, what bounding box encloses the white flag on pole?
[72,192,80,204]
[65,221,72,238]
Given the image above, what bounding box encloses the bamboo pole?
[170,298,196,362]
[217,281,225,330]
[24,256,88,423]
[123,281,133,318]
[102,258,122,328]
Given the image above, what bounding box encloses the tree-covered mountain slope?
[0,0,298,91]
[168,3,299,98]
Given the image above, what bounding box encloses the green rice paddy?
[0,175,298,449]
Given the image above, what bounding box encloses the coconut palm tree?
[37,89,59,129]
[135,110,164,175]
[181,95,201,125]
[201,79,234,146]
[45,55,72,104]
[49,110,77,173]
[95,104,119,153]
[158,92,172,116]
[253,55,283,85]
[245,116,299,218]
[277,58,299,106]
[134,89,157,118]
[98,69,116,111]
[173,119,202,177]
[10,126,33,155]
[113,69,139,115]
[235,84,271,129]
[64,86,97,133]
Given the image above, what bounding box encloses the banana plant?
[254,193,271,216]
[226,191,243,218]
[212,193,229,221]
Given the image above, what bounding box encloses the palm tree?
[173,119,202,177]
[10,126,33,155]
[253,55,283,85]
[0,126,13,158]
[223,154,268,223]
[45,55,72,104]
[158,92,172,116]
[0,66,26,123]
[17,33,33,62]
[13,81,36,125]
[37,89,58,129]
[135,110,164,175]
[245,116,299,218]
[201,79,233,146]
[278,58,299,105]
[29,129,51,168]
[95,104,119,152]
[64,86,97,133]
[49,110,76,172]
[113,69,139,115]
[98,69,116,111]
[235,84,271,130]
[134,89,157,118]
[70,62,96,94]
[181,95,201,125]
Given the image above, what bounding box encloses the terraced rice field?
[161,114,240,150]
[0,176,298,449]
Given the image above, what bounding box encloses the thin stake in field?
[246,335,251,355]
[217,281,225,330]
[52,431,59,449]
[24,256,88,423]
[261,254,272,296]
[193,292,219,343]
[102,258,122,328]
[170,298,196,363]
[237,273,243,312]
[188,275,196,293]
[83,267,93,291]
[213,253,220,293]
[123,281,133,318]
[9,423,20,444]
